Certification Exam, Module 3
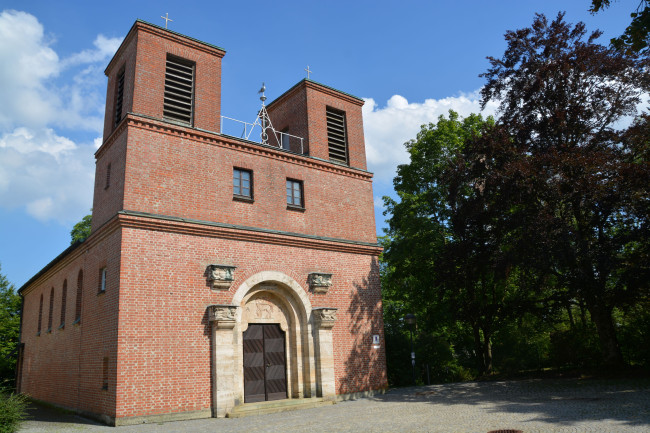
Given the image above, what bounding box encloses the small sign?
[372,335,380,345]
[411,352,415,359]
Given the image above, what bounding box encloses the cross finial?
[304,65,312,79]
[161,13,173,29]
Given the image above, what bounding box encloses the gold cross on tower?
[161,13,173,29]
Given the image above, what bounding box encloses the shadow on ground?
[25,401,103,426]
[370,377,650,427]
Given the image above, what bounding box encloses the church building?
[17,20,386,425]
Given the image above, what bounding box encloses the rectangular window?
[233,168,252,199]
[99,267,107,294]
[163,55,195,125]
[286,179,303,208]
[114,67,125,126]
[326,107,348,164]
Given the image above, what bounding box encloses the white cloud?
[62,34,123,67]
[0,10,121,132]
[0,127,95,223]
[0,10,123,223]
[362,92,498,184]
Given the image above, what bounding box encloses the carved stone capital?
[312,307,338,329]
[308,272,332,294]
[209,305,238,329]
[207,264,236,290]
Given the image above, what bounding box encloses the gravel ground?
[19,377,650,433]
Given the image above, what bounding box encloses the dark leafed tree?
[590,0,650,54]
[479,12,650,366]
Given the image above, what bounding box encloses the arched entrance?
[208,271,337,417]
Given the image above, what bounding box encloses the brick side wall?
[102,33,137,140]
[91,130,127,232]
[120,123,378,244]
[20,229,123,419]
[267,81,367,171]
[266,86,310,154]
[130,27,223,133]
[304,85,367,170]
[116,225,386,419]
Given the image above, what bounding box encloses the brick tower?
[18,20,386,425]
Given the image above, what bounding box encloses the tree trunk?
[588,303,624,367]
[472,324,486,374]
[482,332,493,374]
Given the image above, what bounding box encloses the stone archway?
[208,271,338,417]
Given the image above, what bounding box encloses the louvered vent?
[114,69,125,126]
[326,108,348,164]
[163,56,194,125]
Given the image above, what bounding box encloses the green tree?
[479,12,650,366]
[590,0,650,54]
[384,111,520,375]
[70,213,92,244]
[0,264,20,384]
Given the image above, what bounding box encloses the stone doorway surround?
[208,271,338,418]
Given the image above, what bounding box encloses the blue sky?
[0,0,636,286]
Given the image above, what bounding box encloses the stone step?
[227,397,334,418]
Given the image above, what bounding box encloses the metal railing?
[221,115,305,155]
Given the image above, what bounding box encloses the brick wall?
[115,117,377,244]
[20,228,123,419]
[115,223,386,418]
[267,80,367,171]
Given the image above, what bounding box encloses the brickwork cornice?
[117,210,383,256]
[267,79,365,110]
[121,113,374,181]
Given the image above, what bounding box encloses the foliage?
[0,388,28,433]
[0,265,20,385]
[479,12,650,366]
[590,0,650,54]
[70,213,92,244]
[381,12,650,385]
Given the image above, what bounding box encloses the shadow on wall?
[340,257,388,394]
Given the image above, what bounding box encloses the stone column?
[209,305,238,417]
[312,307,337,400]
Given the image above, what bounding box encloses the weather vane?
[161,13,173,29]
[304,65,312,79]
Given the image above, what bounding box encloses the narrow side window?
[47,287,54,333]
[59,279,67,329]
[98,267,107,294]
[37,294,43,335]
[74,270,83,324]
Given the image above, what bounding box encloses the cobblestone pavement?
[20,378,650,433]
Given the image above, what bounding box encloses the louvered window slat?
[114,69,125,126]
[326,107,348,164]
[164,56,194,125]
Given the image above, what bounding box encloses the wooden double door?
[243,324,287,403]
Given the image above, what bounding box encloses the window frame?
[163,54,195,126]
[98,267,107,294]
[233,168,254,202]
[286,178,305,210]
[325,106,349,165]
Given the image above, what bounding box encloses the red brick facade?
[19,20,386,425]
